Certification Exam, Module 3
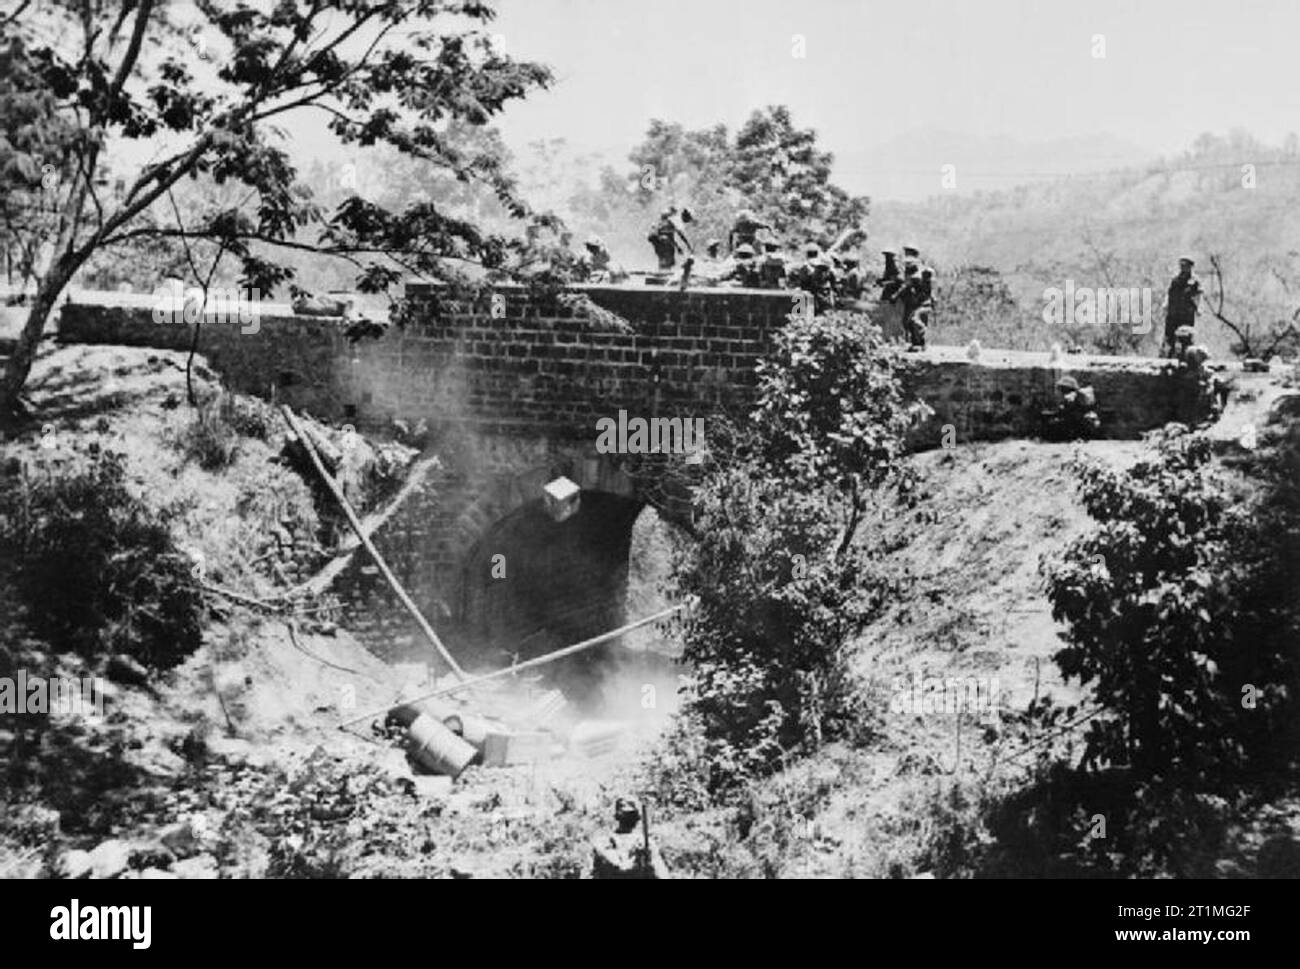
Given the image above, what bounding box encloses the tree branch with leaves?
[0,0,554,416]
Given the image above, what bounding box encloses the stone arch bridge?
[59,283,1211,671]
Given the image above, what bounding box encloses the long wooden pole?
[337,602,688,729]
[280,404,465,681]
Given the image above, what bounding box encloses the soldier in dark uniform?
[891,261,932,349]
[837,254,865,303]
[574,235,625,284]
[788,242,820,293]
[719,243,762,287]
[877,248,902,302]
[591,797,669,879]
[1163,257,1202,357]
[648,207,692,271]
[808,255,839,313]
[729,209,772,255]
[758,239,788,289]
[1042,376,1101,441]
[788,244,839,313]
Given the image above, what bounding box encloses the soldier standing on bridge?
[789,243,839,313]
[728,208,772,255]
[648,207,693,271]
[1163,257,1202,357]
[876,248,903,302]
[837,253,865,304]
[719,243,762,287]
[574,235,626,284]
[891,260,933,350]
[758,239,788,289]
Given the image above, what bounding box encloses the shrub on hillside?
[659,313,910,797]
[0,447,204,668]
[226,396,276,440]
[1044,427,1300,780]
[672,467,873,787]
[179,394,241,470]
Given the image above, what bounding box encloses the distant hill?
[866,131,1300,356]
[838,127,1152,203]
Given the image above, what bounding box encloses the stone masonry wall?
[57,286,1205,447]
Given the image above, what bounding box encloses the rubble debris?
[412,775,454,798]
[444,711,507,749]
[482,730,554,767]
[59,849,94,880]
[158,820,202,859]
[83,839,133,879]
[170,855,220,879]
[405,712,476,779]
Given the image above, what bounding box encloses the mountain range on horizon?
[834,126,1159,203]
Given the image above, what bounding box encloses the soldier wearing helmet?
[891,260,934,350]
[837,253,865,302]
[728,208,773,255]
[876,248,903,302]
[788,243,838,313]
[758,239,789,289]
[720,243,762,288]
[575,234,626,284]
[1163,257,1202,357]
[591,796,669,879]
[648,207,693,271]
[1042,375,1100,440]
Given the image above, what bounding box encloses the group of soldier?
[559,214,1228,444]
[1041,256,1227,440]
[638,206,938,348]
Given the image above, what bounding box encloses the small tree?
[666,313,915,794]
[752,310,920,556]
[1205,253,1300,360]
[1044,428,1300,780]
[672,466,871,788]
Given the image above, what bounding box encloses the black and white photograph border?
[0,0,1296,909]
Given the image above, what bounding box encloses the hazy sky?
[480,0,1299,198]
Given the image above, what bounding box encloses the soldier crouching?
[1042,376,1101,441]
[591,797,670,879]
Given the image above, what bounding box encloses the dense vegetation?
[653,311,919,800]
[0,446,204,669]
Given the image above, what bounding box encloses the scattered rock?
[412,775,453,799]
[86,839,133,879]
[159,821,201,859]
[170,855,220,879]
[59,849,94,880]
